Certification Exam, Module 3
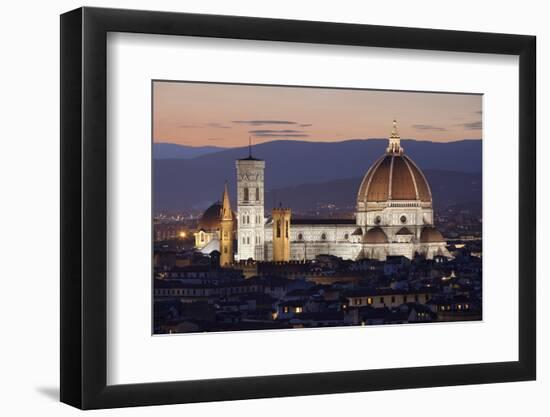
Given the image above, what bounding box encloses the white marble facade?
[235,122,450,262]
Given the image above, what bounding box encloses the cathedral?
[194,121,450,263]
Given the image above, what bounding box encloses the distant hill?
[154,143,225,159]
[153,138,482,211]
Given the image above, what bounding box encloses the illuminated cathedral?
[194,121,450,263]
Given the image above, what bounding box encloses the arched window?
[285,221,289,238]
[276,220,281,238]
[256,187,260,201]
[243,187,249,202]
[321,233,327,241]
[344,233,349,240]
[297,233,303,241]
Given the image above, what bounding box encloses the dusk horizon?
[153,81,482,148]
[155,136,483,150]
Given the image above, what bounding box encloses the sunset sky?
[153,81,482,148]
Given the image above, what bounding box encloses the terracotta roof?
[396,227,413,235]
[364,227,388,244]
[198,202,236,231]
[198,202,222,231]
[357,154,432,204]
[420,227,445,243]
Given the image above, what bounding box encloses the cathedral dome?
[356,121,432,205]
[357,154,432,203]
[198,198,237,232]
[198,202,222,231]
[364,227,388,244]
[420,226,445,243]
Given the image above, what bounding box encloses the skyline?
[153,81,482,148]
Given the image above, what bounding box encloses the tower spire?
[386,119,403,154]
[221,181,233,221]
[219,181,234,266]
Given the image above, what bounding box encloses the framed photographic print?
[60,6,536,410]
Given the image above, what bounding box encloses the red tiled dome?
[364,227,388,244]
[420,227,445,243]
[357,154,432,204]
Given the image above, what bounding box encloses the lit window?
[367,297,373,305]
[295,307,303,313]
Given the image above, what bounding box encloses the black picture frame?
[60,6,536,410]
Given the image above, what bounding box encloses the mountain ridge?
[154,143,224,159]
[154,139,482,212]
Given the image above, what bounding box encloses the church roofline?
[238,155,263,161]
[291,218,355,225]
[238,136,264,161]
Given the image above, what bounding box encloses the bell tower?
[219,182,234,266]
[236,139,265,261]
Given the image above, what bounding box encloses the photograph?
[152,81,483,334]
[1,0,543,413]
